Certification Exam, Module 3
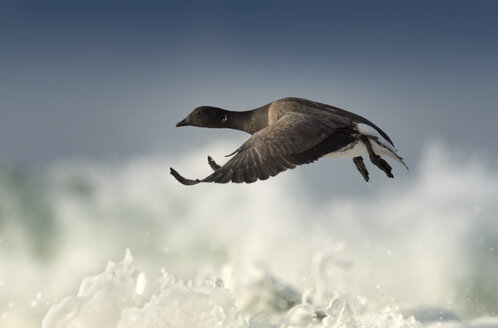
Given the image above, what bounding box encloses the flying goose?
[170,97,407,185]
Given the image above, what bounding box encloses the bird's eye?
[221,114,228,123]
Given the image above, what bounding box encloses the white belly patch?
[323,136,399,160]
[324,142,368,158]
[322,122,405,167]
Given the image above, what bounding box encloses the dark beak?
[176,118,189,127]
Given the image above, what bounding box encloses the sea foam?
[42,248,498,328]
[0,141,497,328]
[42,249,424,328]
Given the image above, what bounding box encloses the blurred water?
[0,141,497,327]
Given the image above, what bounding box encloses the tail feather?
[372,138,409,170]
[356,123,408,170]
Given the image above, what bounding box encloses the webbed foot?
[360,136,394,179]
[353,156,370,182]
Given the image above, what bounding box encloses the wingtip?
[170,167,201,185]
[170,167,180,179]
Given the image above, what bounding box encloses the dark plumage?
[170,97,407,185]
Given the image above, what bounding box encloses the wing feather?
[200,112,338,183]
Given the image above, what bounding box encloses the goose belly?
[324,141,368,158]
[323,138,397,160]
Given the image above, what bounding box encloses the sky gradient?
[1,1,497,168]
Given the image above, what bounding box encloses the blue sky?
[1,0,497,167]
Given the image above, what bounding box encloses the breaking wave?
[0,141,497,327]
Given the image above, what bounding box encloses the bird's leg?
[353,156,369,182]
[360,136,394,178]
[170,168,201,185]
[207,156,221,171]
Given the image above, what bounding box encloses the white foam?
[41,250,426,328]
[0,140,496,328]
[42,249,148,328]
[42,248,498,328]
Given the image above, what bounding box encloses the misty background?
[0,1,497,328]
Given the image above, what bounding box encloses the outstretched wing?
[171,112,339,184]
